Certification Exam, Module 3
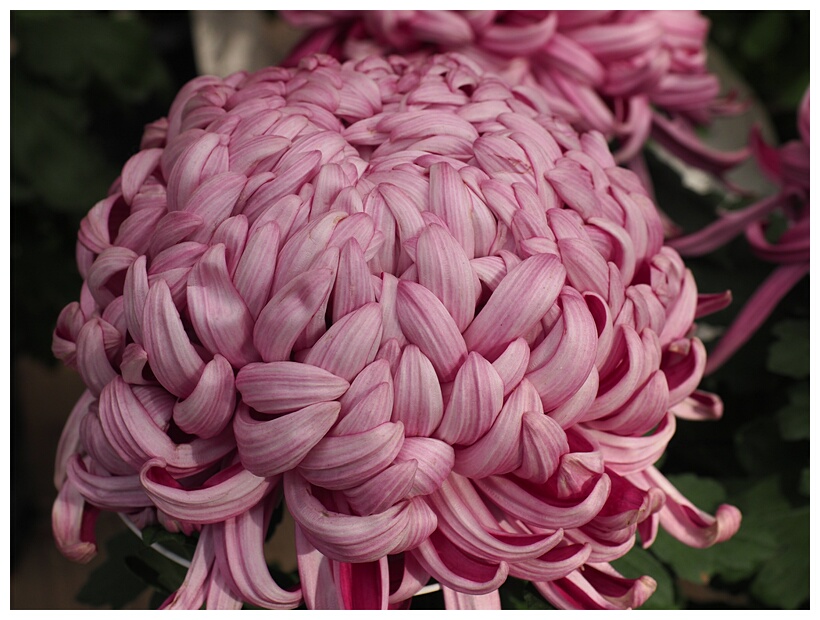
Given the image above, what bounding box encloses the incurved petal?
[234,401,340,478]
[143,279,205,398]
[396,280,468,382]
[140,458,276,524]
[236,361,349,414]
[173,354,236,438]
[464,254,565,361]
[215,498,302,609]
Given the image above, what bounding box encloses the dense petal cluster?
[671,87,810,372]
[52,53,739,609]
[283,10,747,175]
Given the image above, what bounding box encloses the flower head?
[283,10,748,174]
[52,52,739,610]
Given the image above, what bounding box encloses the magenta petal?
[535,563,657,610]
[415,223,478,332]
[509,542,592,582]
[75,318,120,396]
[395,280,468,382]
[527,287,597,411]
[236,361,349,414]
[161,524,217,610]
[141,459,276,524]
[515,412,571,483]
[630,466,742,549]
[143,279,205,398]
[464,254,565,361]
[52,476,99,563]
[430,474,564,563]
[303,302,383,381]
[233,220,280,319]
[173,354,236,439]
[454,379,541,478]
[412,531,508,594]
[333,239,376,322]
[442,587,501,610]
[54,390,95,488]
[234,401,339,477]
[254,268,336,362]
[66,455,152,511]
[395,437,454,497]
[436,351,504,445]
[475,468,611,531]
[392,344,444,438]
[285,470,415,563]
[387,553,431,606]
[215,499,302,609]
[298,421,405,490]
[335,557,390,610]
[344,461,418,516]
[428,161,476,259]
[187,244,259,367]
[584,412,677,476]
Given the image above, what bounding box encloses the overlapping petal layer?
[52,52,737,609]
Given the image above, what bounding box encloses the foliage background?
[9,10,811,610]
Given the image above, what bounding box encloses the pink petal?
[333,239,376,322]
[454,379,541,478]
[392,344,444,438]
[344,461,418,516]
[630,466,742,549]
[411,531,508,594]
[234,400,339,477]
[464,254,565,361]
[415,223,479,332]
[142,279,205,398]
[285,470,424,563]
[436,351,504,445]
[52,476,99,563]
[394,437,454,497]
[215,498,302,609]
[236,361,349,414]
[173,354,236,438]
[303,302,383,381]
[442,587,501,610]
[232,220,280,319]
[187,244,259,367]
[298,421,405,490]
[66,455,152,511]
[141,458,276,524]
[254,268,336,362]
[54,390,95,488]
[526,287,598,411]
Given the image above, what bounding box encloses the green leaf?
[611,545,680,609]
[141,525,197,562]
[775,382,809,441]
[749,506,809,609]
[734,416,799,476]
[76,530,149,609]
[767,319,809,379]
[499,577,553,610]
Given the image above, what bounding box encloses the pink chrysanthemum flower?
[51,53,740,610]
[282,10,748,179]
[670,87,810,373]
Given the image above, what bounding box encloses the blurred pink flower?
[52,52,739,610]
[670,87,809,373]
[282,10,748,181]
